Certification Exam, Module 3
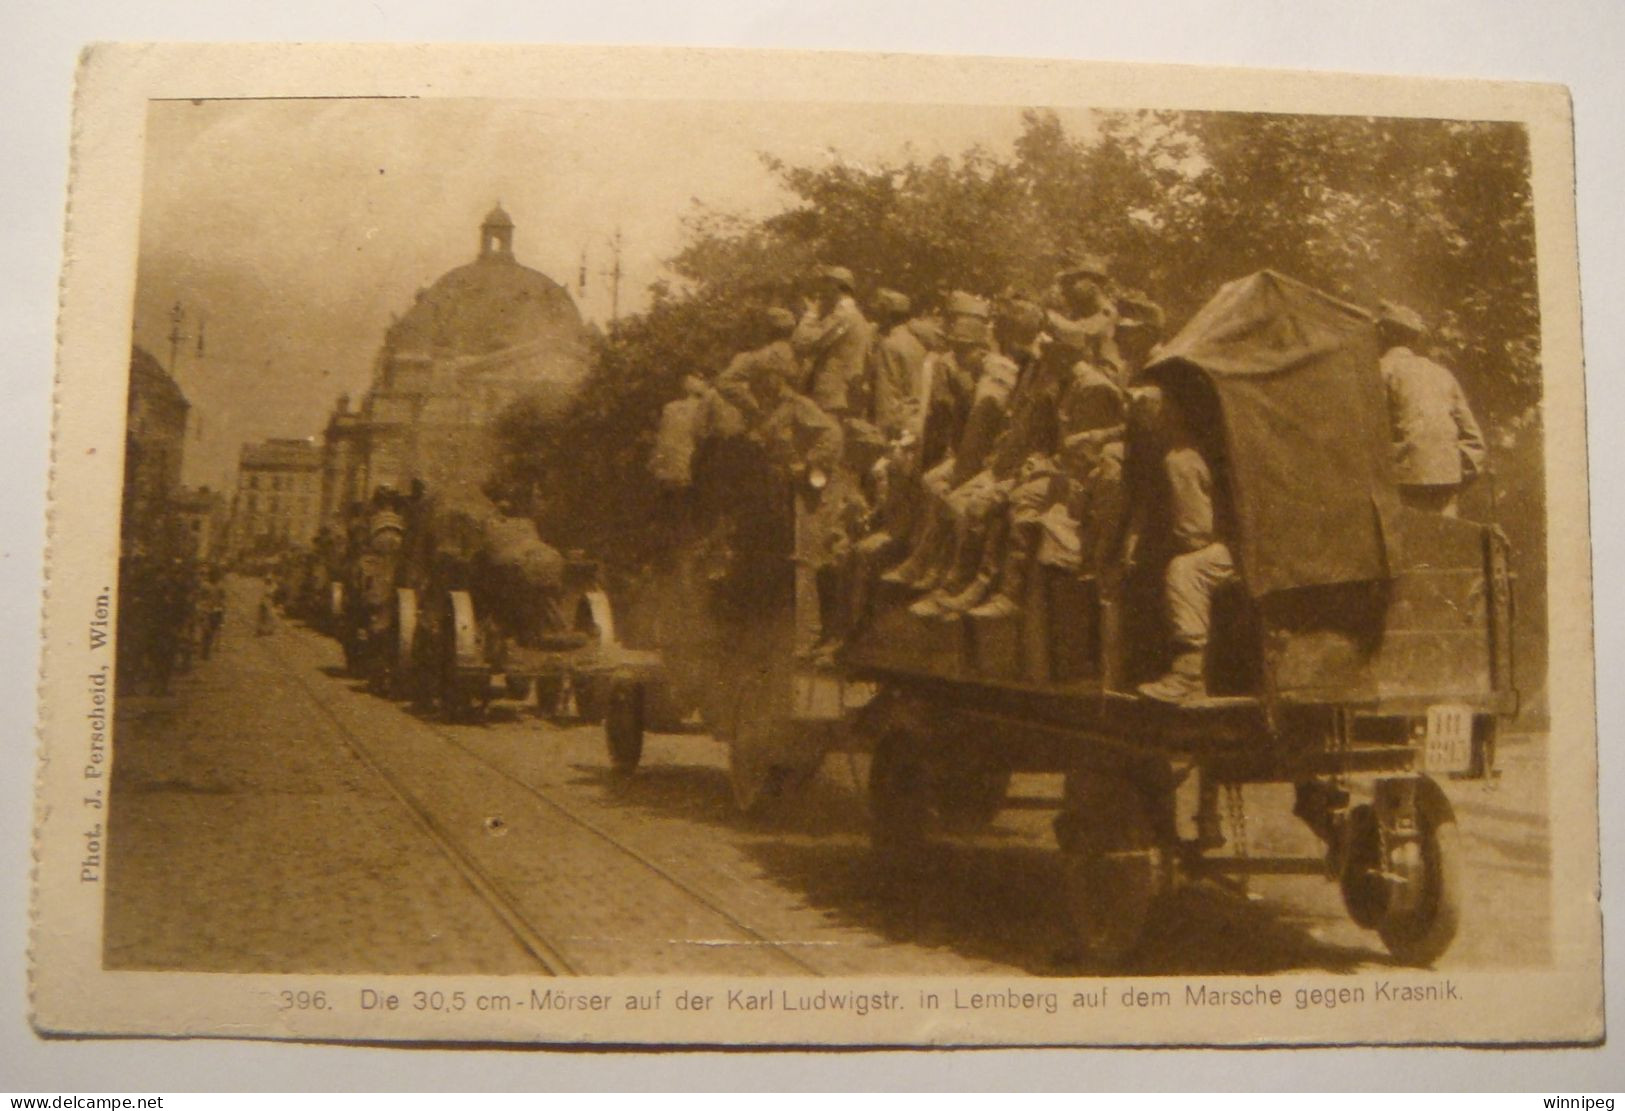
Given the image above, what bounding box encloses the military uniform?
[713,337,800,431]
[867,319,930,441]
[1380,344,1486,516]
[793,294,872,416]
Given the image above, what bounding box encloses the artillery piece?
[367,493,614,721]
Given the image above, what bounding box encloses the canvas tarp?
[1145,270,1401,597]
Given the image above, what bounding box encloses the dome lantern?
[480,202,515,259]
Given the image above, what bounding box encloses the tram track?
[260,628,825,977]
[413,712,828,976]
[260,635,576,975]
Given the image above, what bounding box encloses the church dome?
[384,207,586,361]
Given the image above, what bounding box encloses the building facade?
[122,345,190,556]
[230,438,323,555]
[319,205,591,524]
[171,486,227,562]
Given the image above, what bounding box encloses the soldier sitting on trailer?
[1124,385,1238,704]
[881,302,1017,594]
[907,294,1048,618]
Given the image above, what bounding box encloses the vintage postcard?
[30,43,1599,1046]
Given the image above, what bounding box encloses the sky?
[130,97,1102,490]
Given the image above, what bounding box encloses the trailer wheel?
[1375,780,1461,967]
[869,728,933,852]
[935,749,1013,834]
[605,679,644,774]
[729,741,789,816]
[1339,804,1386,929]
[723,666,815,818]
[387,589,418,699]
[1055,774,1167,967]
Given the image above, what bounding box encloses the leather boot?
[962,523,1027,620]
[940,515,1007,614]
[1137,650,1207,703]
[968,548,1027,619]
[881,513,942,586]
[909,524,957,593]
[932,520,985,598]
[801,566,844,665]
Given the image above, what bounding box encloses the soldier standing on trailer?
[1376,301,1487,517]
[864,288,929,443]
[1044,253,1124,386]
[792,265,873,418]
[710,306,803,436]
[738,355,849,661]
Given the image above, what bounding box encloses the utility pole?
[601,227,623,338]
[577,246,588,298]
[166,300,187,373]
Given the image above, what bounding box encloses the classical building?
[171,486,227,561]
[319,204,591,524]
[122,344,190,556]
[230,438,322,555]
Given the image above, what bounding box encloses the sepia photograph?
[28,43,1599,1048]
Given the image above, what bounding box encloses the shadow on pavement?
[572,756,1381,977]
[744,837,1379,977]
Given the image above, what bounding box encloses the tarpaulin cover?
[481,515,565,591]
[1145,270,1400,597]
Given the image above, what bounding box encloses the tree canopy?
[496,108,1541,574]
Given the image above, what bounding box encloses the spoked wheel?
[1055,772,1170,968]
[868,727,934,853]
[385,589,418,700]
[724,666,814,818]
[935,748,1013,834]
[729,738,789,816]
[1341,776,1461,967]
[604,678,645,775]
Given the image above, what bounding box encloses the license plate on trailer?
[1422,703,1474,774]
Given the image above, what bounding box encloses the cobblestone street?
[104,579,1553,977]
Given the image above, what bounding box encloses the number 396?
[278,989,329,1011]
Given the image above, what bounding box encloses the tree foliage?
[498,108,1541,575]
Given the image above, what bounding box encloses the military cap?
[1377,300,1427,338]
[945,290,991,320]
[906,317,948,352]
[764,306,798,331]
[946,314,990,345]
[1116,292,1166,332]
[1056,253,1110,283]
[872,288,911,316]
[995,296,1046,336]
[817,264,856,292]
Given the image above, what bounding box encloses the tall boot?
[910,520,982,616]
[881,511,944,586]
[968,522,1035,619]
[940,515,1008,614]
[908,520,958,594]
[1137,649,1207,703]
[802,565,844,665]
